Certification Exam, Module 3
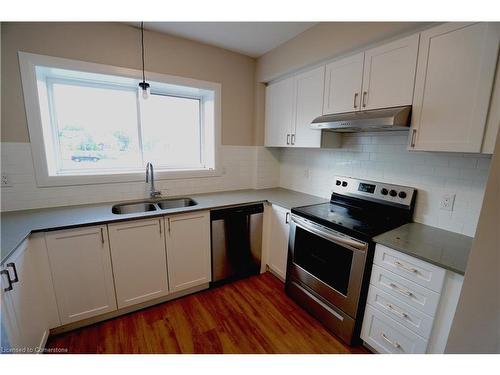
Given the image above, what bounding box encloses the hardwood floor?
[46,272,369,354]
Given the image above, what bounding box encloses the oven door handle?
[292,215,368,251]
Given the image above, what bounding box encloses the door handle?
[285,212,290,224]
[291,134,296,145]
[362,91,368,108]
[100,228,105,244]
[410,129,417,148]
[286,134,291,145]
[6,263,19,284]
[353,92,358,109]
[1,270,13,292]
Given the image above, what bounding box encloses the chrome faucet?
[145,162,162,198]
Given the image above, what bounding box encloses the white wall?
[0,143,280,211]
[279,132,491,237]
[445,131,500,353]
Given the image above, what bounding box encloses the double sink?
[112,198,197,215]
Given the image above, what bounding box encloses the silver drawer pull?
[389,282,414,297]
[394,261,419,274]
[386,303,409,319]
[381,333,402,349]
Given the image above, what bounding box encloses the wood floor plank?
[46,272,370,354]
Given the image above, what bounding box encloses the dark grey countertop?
[373,222,473,275]
[1,188,327,265]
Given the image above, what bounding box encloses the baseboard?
[49,283,209,336]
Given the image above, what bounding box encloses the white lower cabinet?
[0,235,58,352]
[108,218,169,309]
[45,225,117,325]
[264,204,291,281]
[165,211,211,293]
[361,244,464,353]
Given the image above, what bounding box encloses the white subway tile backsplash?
[1,143,280,212]
[279,134,491,237]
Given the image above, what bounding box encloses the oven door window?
[293,226,353,296]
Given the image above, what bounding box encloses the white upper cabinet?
[323,52,364,114]
[265,67,326,148]
[292,66,325,147]
[410,22,500,152]
[46,225,117,325]
[108,218,169,309]
[265,77,295,147]
[362,34,419,110]
[165,211,211,293]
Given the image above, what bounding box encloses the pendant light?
[138,21,150,99]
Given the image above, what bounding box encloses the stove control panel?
[333,176,416,207]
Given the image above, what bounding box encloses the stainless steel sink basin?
[112,202,157,215]
[157,198,197,210]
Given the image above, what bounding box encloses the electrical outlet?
[440,193,455,211]
[1,174,12,187]
[303,168,310,178]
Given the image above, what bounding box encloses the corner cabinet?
[265,66,325,148]
[108,218,169,309]
[45,225,117,325]
[410,22,500,153]
[165,211,211,293]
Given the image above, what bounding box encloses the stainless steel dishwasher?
[210,204,263,285]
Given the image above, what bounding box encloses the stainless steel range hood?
[310,106,412,132]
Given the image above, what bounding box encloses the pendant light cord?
[141,21,146,83]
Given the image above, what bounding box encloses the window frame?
[19,51,221,187]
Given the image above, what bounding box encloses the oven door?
[288,214,369,318]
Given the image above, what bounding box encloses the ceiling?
[136,22,317,58]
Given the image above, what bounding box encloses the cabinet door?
[265,77,295,147]
[266,205,291,281]
[165,211,211,293]
[46,225,117,325]
[1,270,21,351]
[323,52,364,114]
[362,34,419,110]
[292,66,325,148]
[108,218,168,309]
[3,238,51,351]
[411,22,499,152]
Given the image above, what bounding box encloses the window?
[19,52,221,187]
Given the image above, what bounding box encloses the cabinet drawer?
[361,305,428,354]
[370,264,440,316]
[367,285,434,338]
[374,244,445,292]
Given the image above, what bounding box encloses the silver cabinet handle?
[394,261,419,274]
[286,134,291,145]
[159,219,162,235]
[291,134,296,145]
[389,282,414,297]
[410,129,417,148]
[362,91,368,107]
[1,269,13,292]
[353,92,358,109]
[100,228,105,244]
[386,303,409,319]
[167,218,171,234]
[285,212,290,224]
[6,263,19,284]
[381,333,401,349]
